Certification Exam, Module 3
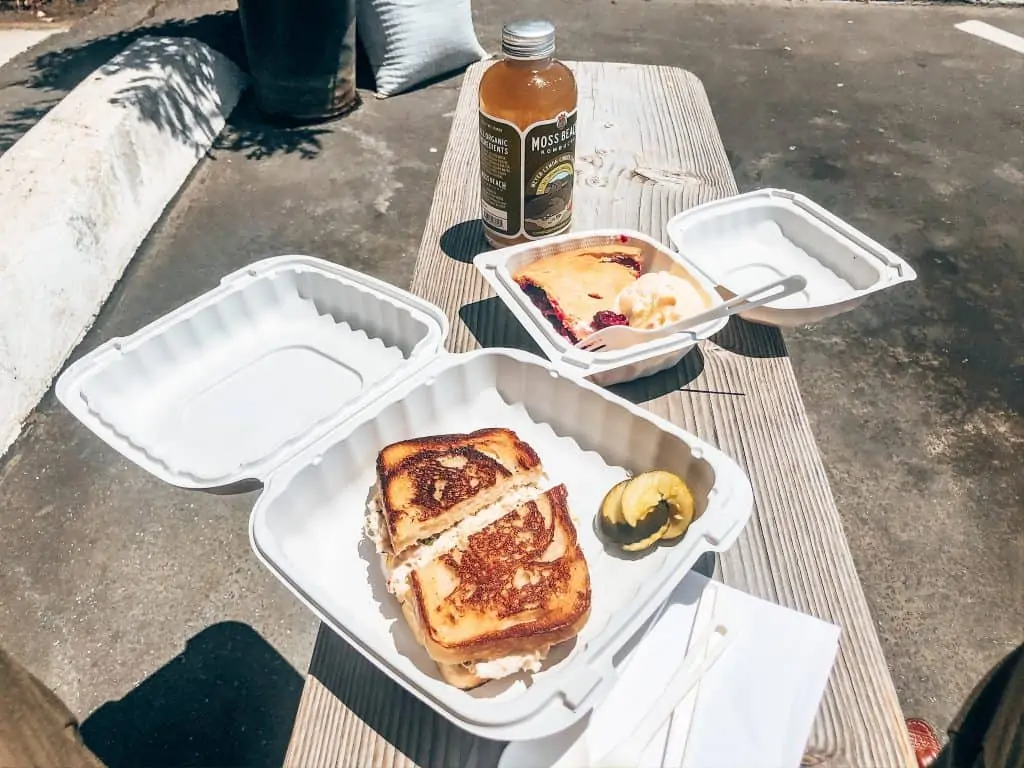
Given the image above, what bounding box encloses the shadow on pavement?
[0,10,344,159]
[80,621,303,768]
[215,91,330,161]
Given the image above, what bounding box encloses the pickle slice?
[622,517,672,552]
[598,479,630,527]
[601,503,671,549]
[662,507,693,540]
[621,470,695,538]
[661,484,695,540]
[599,482,671,549]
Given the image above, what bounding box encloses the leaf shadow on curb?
[0,10,333,160]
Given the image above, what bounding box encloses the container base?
[253,82,361,125]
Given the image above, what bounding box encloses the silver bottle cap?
[501,20,556,60]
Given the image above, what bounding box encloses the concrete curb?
[0,35,246,457]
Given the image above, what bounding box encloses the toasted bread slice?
[377,428,542,555]
[404,484,591,685]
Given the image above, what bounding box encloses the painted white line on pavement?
[955,20,1024,55]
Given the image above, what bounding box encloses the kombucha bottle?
[478,20,578,248]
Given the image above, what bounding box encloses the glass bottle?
[478,20,578,248]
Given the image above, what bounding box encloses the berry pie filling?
[592,311,629,329]
[513,245,643,343]
[512,243,711,344]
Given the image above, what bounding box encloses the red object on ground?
[906,717,942,768]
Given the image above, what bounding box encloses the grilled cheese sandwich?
[365,429,591,689]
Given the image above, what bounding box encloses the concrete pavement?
[0,26,62,68]
[0,0,1021,762]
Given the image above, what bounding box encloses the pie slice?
[513,245,643,343]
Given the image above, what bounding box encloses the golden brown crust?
[408,484,591,665]
[513,246,643,340]
[398,593,489,690]
[377,429,543,554]
[377,428,542,477]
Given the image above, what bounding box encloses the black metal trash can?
[237,0,360,123]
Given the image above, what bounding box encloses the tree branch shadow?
[0,10,328,160]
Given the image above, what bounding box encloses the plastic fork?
[574,274,808,353]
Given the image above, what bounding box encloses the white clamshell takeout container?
[55,255,754,742]
[666,188,918,327]
[474,229,729,387]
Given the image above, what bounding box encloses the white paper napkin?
[498,571,841,768]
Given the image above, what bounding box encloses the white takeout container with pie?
[474,229,729,387]
[475,193,916,384]
[55,255,754,742]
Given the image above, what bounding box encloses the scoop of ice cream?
[614,271,709,330]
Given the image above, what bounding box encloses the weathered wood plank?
[283,625,505,768]
[284,61,915,768]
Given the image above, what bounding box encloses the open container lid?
[55,256,449,490]
[665,188,917,326]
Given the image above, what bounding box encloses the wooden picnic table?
[283,61,916,768]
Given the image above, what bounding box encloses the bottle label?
[479,109,576,240]
[479,113,521,237]
[522,109,576,238]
